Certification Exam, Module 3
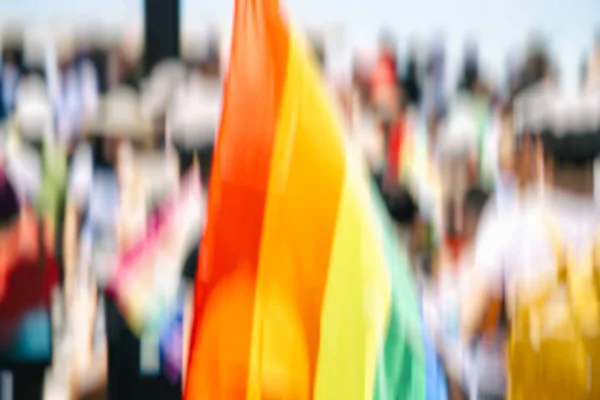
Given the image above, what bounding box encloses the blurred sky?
[1,0,599,93]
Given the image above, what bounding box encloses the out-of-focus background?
[2,0,599,92]
[0,0,599,399]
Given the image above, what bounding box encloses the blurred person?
[73,32,101,134]
[427,187,490,400]
[462,85,548,301]
[334,80,353,126]
[424,111,486,400]
[142,58,187,147]
[374,33,401,116]
[10,74,68,274]
[23,37,48,79]
[432,103,482,282]
[370,36,430,272]
[14,63,75,352]
[492,104,519,210]
[498,73,557,198]
[378,29,399,76]
[450,81,494,191]
[370,54,418,232]
[457,41,493,113]
[81,27,112,96]
[6,73,57,240]
[458,40,480,95]
[385,104,450,400]
[400,109,445,267]
[141,57,190,154]
[462,89,600,398]
[62,89,125,398]
[368,90,449,400]
[585,31,600,90]
[350,92,384,177]
[511,82,556,193]
[435,86,542,400]
[371,47,398,125]
[310,35,326,73]
[457,188,503,400]
[402,45,422,107]
[46,34,93,149]
[423,37,446,121]
[0,28,24,122]
[12,72,71,356]
[374,31,400,102]
[371,69,435,292]
[505,52,524,108]
[0,171,56,400]
[436,103,480,240]
[309,34,348,116]
[493,82,554,215]
[474,94,498,191]
[348,53,386,180]
[348,52,373,127]
[350,53,374,118]
[447,85,549,400]
[64,87,180,399]
[0,76,60,400]
[516,35,552,95]
[184,31,221,79]
[461,188,489,267]
[109,34,142,91]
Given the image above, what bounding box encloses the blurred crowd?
[344,26,600,400]
[0,14,600,400]
[0,24,221,400]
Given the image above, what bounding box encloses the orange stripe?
[184,0,289,397]
[246,27,346,399]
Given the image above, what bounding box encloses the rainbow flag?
[107,167,202,335]
[185,0,426,398]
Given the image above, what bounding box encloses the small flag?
[107,167,202,335]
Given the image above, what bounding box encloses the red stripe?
[185,0,290,397]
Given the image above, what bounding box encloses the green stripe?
[370,181,426,400]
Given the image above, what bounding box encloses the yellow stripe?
[314,143,392,399]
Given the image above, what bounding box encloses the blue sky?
[1,0,599,92]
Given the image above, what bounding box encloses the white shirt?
[474,187,600,302]
[169,75,222,148]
